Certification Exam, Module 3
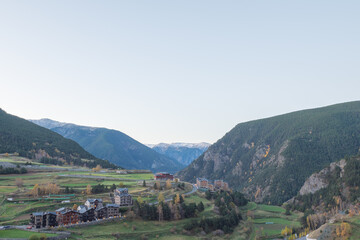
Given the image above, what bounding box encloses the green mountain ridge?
[178,101,360,205]
[30,119,185,173]
[0,109,115,169]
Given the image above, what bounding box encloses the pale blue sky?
[1,1,359,144]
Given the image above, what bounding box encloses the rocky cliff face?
[299,159,346,195]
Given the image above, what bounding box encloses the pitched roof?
[56,207,66,212]
[106,204,120,208]
[86,198,103,203]
[32,212,44,216]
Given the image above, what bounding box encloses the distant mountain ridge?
[30,119,185,173]
[0,109,115,169]
[148,142,210,166]
[178,101,360,205]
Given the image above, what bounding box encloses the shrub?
[29,235,39,240]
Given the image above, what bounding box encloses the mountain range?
[0,109,115,169]
[178,101,360,205]
[30,119,185,173]
[147,142,210,166]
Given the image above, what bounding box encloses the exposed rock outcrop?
[299,159,346,195]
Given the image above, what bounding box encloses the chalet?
[85,199,103,209]
[114,188,133,206]
[154,172,174,181]
[78,206,95,222]
[95,206,107,219]
[196,178,209,189]
[30,212,43,229]
[197,178,229,191]
[56,208,79,226]
[43,212,57,228]
[106,204,120,218]
[214,180,229,191]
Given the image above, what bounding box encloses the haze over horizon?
[1,1,359,144]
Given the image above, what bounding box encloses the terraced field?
[238,203,302,239]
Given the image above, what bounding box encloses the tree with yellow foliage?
[158,192,165,203]
[281,226,292,237]
[92,165,102,172]
[72,204,78,210]
[339,222,351,238]
[174,194,180,204]
[137,196,143,204]
[86,184,92,195]
[165,179,172,189]
[31,184,39,197]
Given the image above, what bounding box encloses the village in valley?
[28,170,232,230]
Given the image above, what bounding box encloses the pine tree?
[198,201,205,212]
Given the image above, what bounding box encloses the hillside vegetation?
[31,119,184,172]
[179,101,360,205]
[0,109,116,169]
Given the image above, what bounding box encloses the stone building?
[114,188,133,206]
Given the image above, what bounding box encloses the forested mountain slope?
[178,101,360,204]
[0,109,115,169]
[31,119,185,173]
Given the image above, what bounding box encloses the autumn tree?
[281,226,292,237]
[158,204,163,221]
[158,192,165,203]
[137,196,143,204]
[31,184,39,197]
[165,179,172,189]
[119,182,124,188]
[92,165,102,172]
[15,178,23,188]
[86,184,92,195]
[174,194,181,205]
[155,181,160,190]
[336,222,351,238]
[72,204,78,210]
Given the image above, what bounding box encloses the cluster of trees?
[336,222,351,238]
[31,183,60,197]
[64,186,76,194]
[343,156,360,201]
[130,195,205,222]
[85,183,118,195]
[184,210,242,234]
[0,165,27,174]
[281,226,309,240]
[91,184,111,194]
[205,190,248,215]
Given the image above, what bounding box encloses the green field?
[242,203,302,239]
[0,229,56,238]
[349,215,360,240]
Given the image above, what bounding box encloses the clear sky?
[1,1,359,144]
